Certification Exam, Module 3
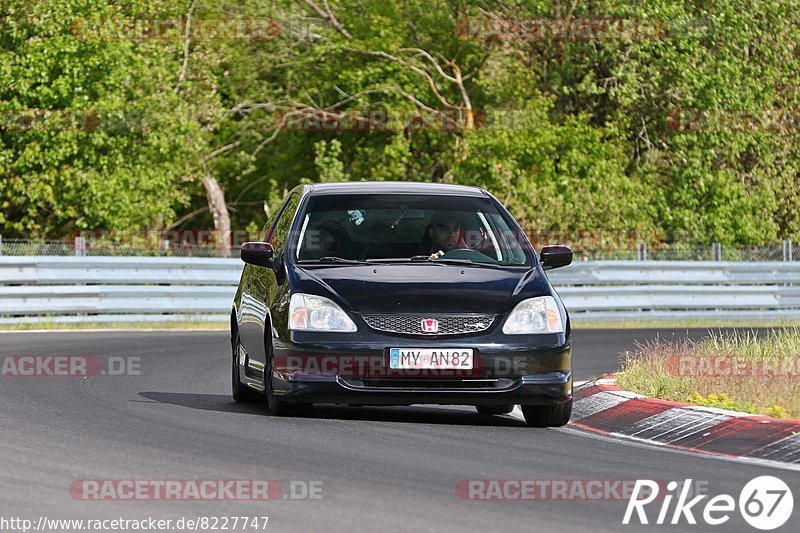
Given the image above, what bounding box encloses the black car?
[231,182,574,427]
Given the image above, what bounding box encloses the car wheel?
[475,405,515,415]
[231,331,263,403]
[265,340,313,416]
[521,401,572,427]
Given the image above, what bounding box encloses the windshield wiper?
[365,257,465,263]
[410,255,436,261]
[410,255,511,268]
[313,256,368,264]
[365,258,416,263]
[366,256,507,268]
[423,258,475,265]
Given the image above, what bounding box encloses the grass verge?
[617,327,800,419]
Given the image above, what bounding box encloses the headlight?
[502,296,564,334]
[289,293,357,332]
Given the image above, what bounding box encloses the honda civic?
[231,181,573,426]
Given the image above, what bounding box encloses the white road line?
[560,426,800,473]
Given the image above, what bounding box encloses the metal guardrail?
[0,257,240,324]
[0,256,241,285]
[547,261,800,285]
[549,261,800,320]
[1,257,800,324]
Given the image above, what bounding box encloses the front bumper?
[271,333,572,406]
[271,371,572,406]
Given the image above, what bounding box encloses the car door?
[239,192,301,373]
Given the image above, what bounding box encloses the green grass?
[617,327,800,419]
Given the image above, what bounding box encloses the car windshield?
[295,193,530,266]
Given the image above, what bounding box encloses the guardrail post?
[0,234,3,256]
[784,240,793,261]
[74,236,86,257]
[712,242,721,261]
[637,243,647,261]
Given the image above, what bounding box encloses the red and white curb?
[568,376,800,466]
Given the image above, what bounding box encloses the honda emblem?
[421,318,439,333]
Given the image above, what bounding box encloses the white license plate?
[389,348,473,370]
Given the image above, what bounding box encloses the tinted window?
[295,194,530,266]
[258,199,286,241]
[268,193,300,255]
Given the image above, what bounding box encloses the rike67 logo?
[624,476,793,530]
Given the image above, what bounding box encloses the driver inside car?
[422,212,468,258]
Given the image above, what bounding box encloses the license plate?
[389,348,473,370]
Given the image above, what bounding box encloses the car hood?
[291,263,551,314]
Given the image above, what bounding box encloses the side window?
[259,195,291,241]
[268,194,300,256]
[258,210,279,242]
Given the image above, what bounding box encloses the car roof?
[305,181,488,197]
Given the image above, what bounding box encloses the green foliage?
[314,139,347,182]
[2,0,799,244]
[0,0,203,236]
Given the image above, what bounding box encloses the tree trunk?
[202,175,231,255]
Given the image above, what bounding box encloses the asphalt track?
[1,329,798,533]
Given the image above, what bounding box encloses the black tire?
[231,331,263,403]
[264,339,313,416]
[475,405,515,415]
[521,401,572,427]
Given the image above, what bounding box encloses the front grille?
[361,314,495,335]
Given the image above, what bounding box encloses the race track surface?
[1,329,797,532]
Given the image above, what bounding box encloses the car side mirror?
[539,245,572,271]
[241,242,275,267]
